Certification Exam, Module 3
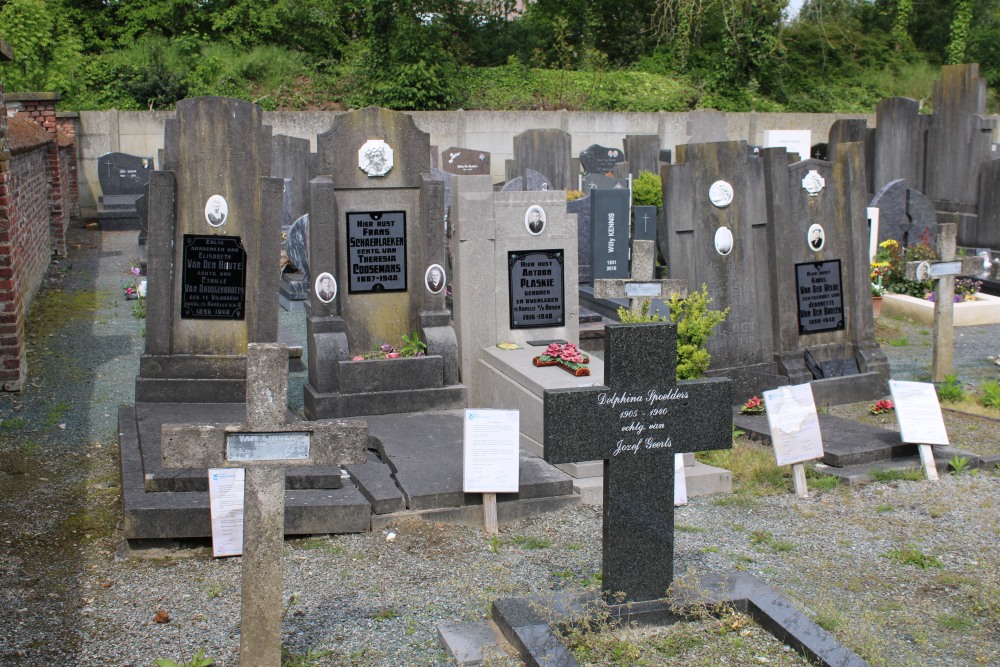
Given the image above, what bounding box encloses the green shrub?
[937,374,965,403]
[632,171,663,208]
[978,379,1000,408]
[667,284,729,380]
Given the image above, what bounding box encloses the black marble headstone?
[582,174,628,192]
[98,152,154,196]
[180,234,247,320]
[795,260,845,335]
[569,194,593,284]
[590,188,631,280]
[441,146,491,175]
[508,250,566,329]
[633,205,658,243]
[543,323,733,602]
[580,144,626,175]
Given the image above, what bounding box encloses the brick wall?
[0,119,54,390]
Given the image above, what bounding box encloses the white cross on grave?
[161,343,368,667]
[593,239,686,314]
[543,322,732,602]
[904,223,983,382]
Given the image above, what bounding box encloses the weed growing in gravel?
[509,535,551,550]
[676,523,706,533]
[870,468,924,482]
[748,530,795,553]
[882,545,943,569]
[949,455,971,474]
[978,379,1000,408]
[373,607,400,621]
[153,647,214,667]
[937,374,965,402]
[1,417,26,429]
[935,613,974,631]
[806,471,840,491]
[204,582,224,599]
[699,438,787,496]
[888,336,909,346]
[280,647,332,666]
[875,503,895,513]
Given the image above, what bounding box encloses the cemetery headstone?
[512,128,573,191]
[761,143,889,405]
[136,96,281,403]
[869,179,938,248]
[161,343,368,666]
[568,192,593,284]
[579,144,626,175]
[441,146,491,175]
[500,168,552,192]
[271,135,313,226]
[280,213,310,310]
[872,97,929,196]
[624,134,661,178]
[543,322,732,601]
[96,152,154,230]
[304,106,465,419]
[633,205,658,243]
[593,240,684,314]
[590,188,631,282]
[582,173,628,192]
[763,130,811,162]
[976,158,1000,249]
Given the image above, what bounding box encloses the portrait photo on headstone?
[808,223,825,251]
[425,263,446,294]
[714,226,734,256]
[524,205,546,235]
[205,194,229,227]
[314,272,337,303]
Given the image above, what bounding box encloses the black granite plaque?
[580,144,626,175]
[509,250,565,329]
[590,188,631,280]
[441,146,491,175]
[181,235,247,319]
[347,211,407,293]
[542,323,733,602]
[795,260,845,334]
[633,205,658,242]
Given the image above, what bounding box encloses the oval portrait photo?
[204,194,229,228]
[314,272,337,303]
[525,205,546,235]
[714,226,734,256]
[425,264,446,295]
[808,224,825,251]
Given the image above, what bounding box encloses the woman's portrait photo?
[205,195,229,227]
[525,205,546,235]
[808,224,825,251]
[315,272,337,303]
[425,264,446,294]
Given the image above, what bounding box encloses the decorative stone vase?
[872,296,883,318]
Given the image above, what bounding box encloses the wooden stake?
[918,444,939,481]
[482,493,498,536]
[792,463,809,498]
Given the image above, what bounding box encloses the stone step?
[437,620,518,666]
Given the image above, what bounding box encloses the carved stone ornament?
[802,169,826,196]
[708,180,734,208]
[358,139,394,177]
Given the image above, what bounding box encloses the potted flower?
[871,281,886,317]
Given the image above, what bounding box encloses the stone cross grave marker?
[904,223,983,382]
[593,240,686,315]
[543,323,732,601]
[161,343,368,666]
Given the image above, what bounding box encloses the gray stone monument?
[624,134,661,178]
[543,322,732,601]
[96,151,154,230]
[761,143,890,405]
[271,134,313,226]
[870,179,938,248]
[568,192,593,283]
[162,343,367,666]
[304,106,465,419]
[976,159,1000,249]
[871,97,929,197]
[512,128,574,191]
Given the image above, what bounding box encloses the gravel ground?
[1,226,998,666]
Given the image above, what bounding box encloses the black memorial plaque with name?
[181,234,247,320]
[509,250,565,329]
[795,260,845,334]
[591,188,631,281]
[347,211,407,293]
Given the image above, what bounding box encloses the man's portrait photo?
[808,224,825,251]
[525,205,546,235]
[205,195,228,227]
[425,264,445,295]
[315,272,337,303]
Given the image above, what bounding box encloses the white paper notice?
[208,468,245,558]
[889,380,949,445]
[673,453,687,506]
[463,409,520,493]
[762,384,824,466]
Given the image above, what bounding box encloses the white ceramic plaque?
[208,468,244,557]
[708,180,734,208]
[625,282,662,297]
[226,432,310,461]
[358,139,394,177]
[762,383,824,466]
[463,409,519,493]
[889,380,949,446]
[801,169,825,196]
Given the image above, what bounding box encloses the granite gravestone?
[96,152,154,230]
[161,343,367,667]
[441,146,491,175]
[590,188,631,281]
[871,97,929,196]
[580,144,625,175]
[633,205,658,243]
[543,322,732,601]
[761,143,889,404]
[136,96,281,403]
[512,129,574,191]
[977,159,1000,249]
[568,192,593,284]
[661,140,777,395]
[304,106,465,419]
[624,135,661,178]
[271,134,313,227]
[500,168,552,192]
[869,179,938,248]
[582,174,628,192]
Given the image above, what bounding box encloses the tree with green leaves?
[0,0,84,95]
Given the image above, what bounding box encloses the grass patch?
[676,524,706,533]
[295,537,345,555]
[875,503,895,513]
[807,474,840,491]
[748,530,795,553]
[509,535,551,550]
[870,468,924,482]
[1,417,27,430]
[888,336,909,347]
[698,439,787,497]
[883,545,943,569]
[934,614,974,631]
